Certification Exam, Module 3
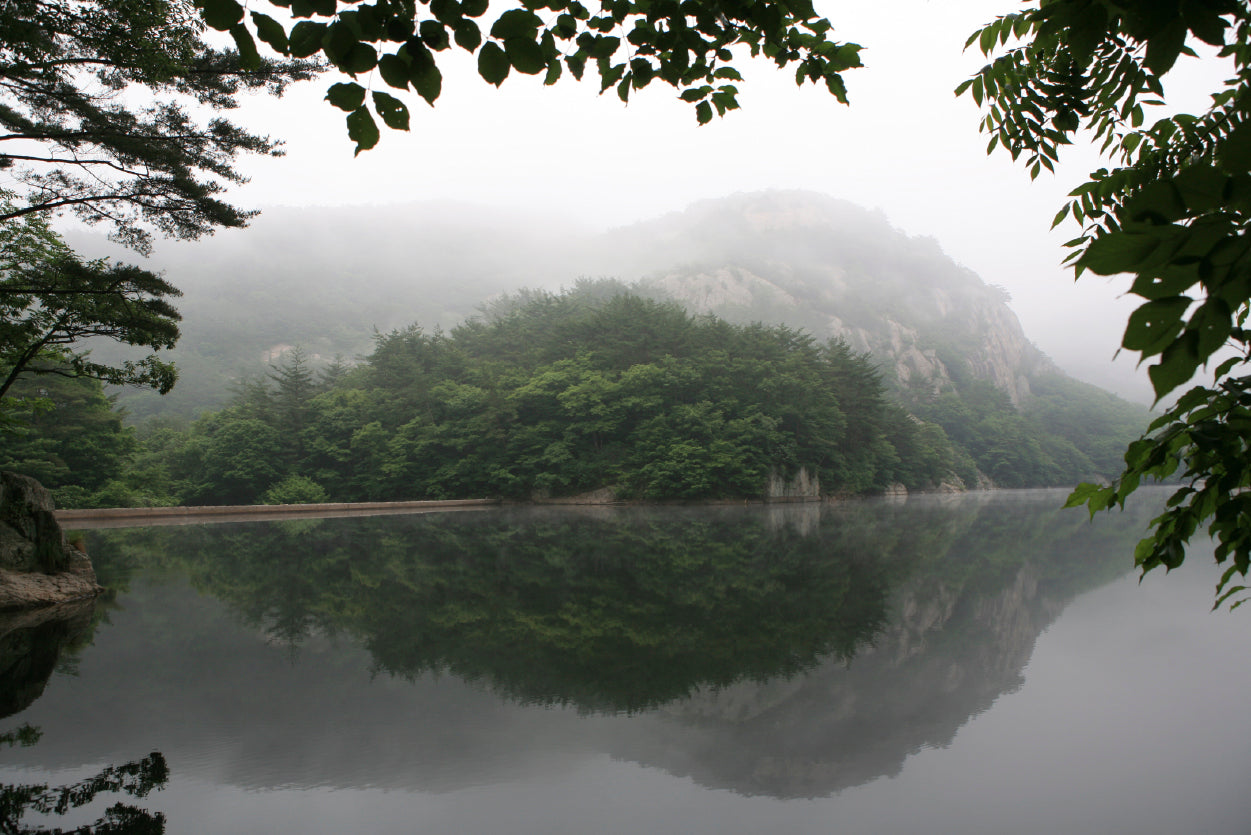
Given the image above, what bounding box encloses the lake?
[2,489,1248,834]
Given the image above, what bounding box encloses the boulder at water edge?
[0,472,101,609]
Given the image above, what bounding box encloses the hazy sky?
[193,2,1228,403]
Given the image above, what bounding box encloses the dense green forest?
[10,282,1149,508]
[62,290,960,506]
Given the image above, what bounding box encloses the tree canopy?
[0,0,320,254]
[0,0,320,433]
[0,205,181,424]
[137,289,960,506]
[959,0,1251,607]
[192,0,863,152]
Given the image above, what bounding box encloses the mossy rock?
[0,472,70,574]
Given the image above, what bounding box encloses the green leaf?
[291,0,335,16]
[325,81,367,112]
[346,106,380,155]
[289,21,328,57]
[196,0,244,31]
[1120,181,1186,225]
[695,100,712,125]
[430,0,464,27]
[630,58,653,88]
[978,23,996,55]
[461,0,489,16]
[1144,17,1188,76]
[1172,164,1229,214]
[1213,356,1241,379]
[478,41,510,86]
[345,5,384,41]
[251,12,290,53]
[553,13,578,39]
[421,20,451,51]
[1079,230,1165,275]
[1189,298,1233,362]
[321,21,353,66]
[1133,536,1159,568]
[1148,332,1203,398]
[1051,203,1070,228]
[341,42,379,75]
[1128,265,1197,301]
[587,35,619,60]
[1123,296,1191,355]
[1185,5,1228,46]
[1065,481,1107,511]
[412,63,443,105]
[505,37,546,74]
[544,57,563,85]
[229,23,260,69]
[378,53,412,90]
[372,91,411,131]
[454,19,483,51]
[491,9,543,39]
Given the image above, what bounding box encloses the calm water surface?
[1,489,1248,833]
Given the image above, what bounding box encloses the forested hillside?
[23,191,1151,506]
[69,203,579,419]
[74,292,967,506]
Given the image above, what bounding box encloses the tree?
[958,1,1251,607]
[0,373,135,497]
[1,0,320,254]
[191,0,864,152]
[1,0,320,442]
[0,207,180,409]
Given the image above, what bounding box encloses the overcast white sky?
[208,0,1231,403]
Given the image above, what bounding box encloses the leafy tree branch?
[960,0,1251,607]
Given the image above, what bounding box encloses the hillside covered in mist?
[44,190,1149,503]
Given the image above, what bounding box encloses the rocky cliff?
[597,191,1055,406]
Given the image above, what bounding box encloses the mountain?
[572,191,1150,485]
[588,191,1050,406]
[72,190,1148,488]
[67,202,584,418]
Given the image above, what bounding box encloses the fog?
[64,1,1233,404]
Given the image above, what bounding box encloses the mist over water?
[3,489,1247,833]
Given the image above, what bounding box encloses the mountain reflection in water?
[3,489,1244,834]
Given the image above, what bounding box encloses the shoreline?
[56,498,501,529]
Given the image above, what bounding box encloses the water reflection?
[0,729,167,834]
[0,600,96,721]
[2,491,1163,804]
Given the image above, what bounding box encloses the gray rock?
[0,471,69,574]
[0,472,101,609]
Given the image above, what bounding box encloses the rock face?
[0,472,101,609]
[765,467,820,500]
[601,190,1057,407]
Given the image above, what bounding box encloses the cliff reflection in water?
[0,600,96,721]
[28,490,1157,799]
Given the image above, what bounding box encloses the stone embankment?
[56,498,500,529]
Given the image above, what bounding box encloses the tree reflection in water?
[79,494,1149,717]
[0,607,169,834]
[0,739,168,834]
